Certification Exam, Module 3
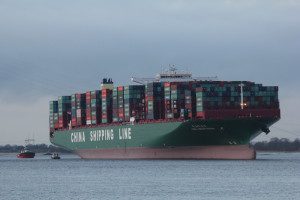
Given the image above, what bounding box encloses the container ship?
[49,68,280,159]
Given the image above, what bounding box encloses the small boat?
[17,148,35,158]
[43,152,52,155]
[51,153,60,159]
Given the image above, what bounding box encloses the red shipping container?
[102,89,109,94]
[54,123,59,129]
[195,87,204,92]
[196,112,205,118]
[118,86,124,91]
[164,82,170,87]
[72,121,77,127]
[146,96,154,101]
[171,85,177,90]
[218,82,225,87]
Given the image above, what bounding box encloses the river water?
[0,152,299,200]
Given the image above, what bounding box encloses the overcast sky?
[0,0,299,145]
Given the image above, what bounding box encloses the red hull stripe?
[75,145,256,160]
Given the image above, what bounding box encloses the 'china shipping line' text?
[70,128,132,143]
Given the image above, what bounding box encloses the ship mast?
[25,138,35,146]
[239,82,245,110]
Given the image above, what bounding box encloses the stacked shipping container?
[101,89,113,123]
[192,81,279,119]
[112,86,125,122]
[71,94,76,127]
[164,82,171,118]
[112,88,118,122]
[58,96,71,128]
[86,90,102,125]
[195,87,205,118]
[71,93,86,127]
[183,89,194,119]
[49,101,58,130]
[164,82,190,119]
[51,79,280,130]
[145,82,164,120]
[193,82,279,110]
[86,91,92,125]
[118,87,125,122]
[124,85,145,121]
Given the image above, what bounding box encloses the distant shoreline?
[0,152,74,156]
[251,138,300,152]
[0,144,71,153]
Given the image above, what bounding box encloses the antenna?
[168,65,177,74]
[25,138,35,146]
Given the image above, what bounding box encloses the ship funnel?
[101,78,114,90]
[102,78,113,84]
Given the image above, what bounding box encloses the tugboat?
[51,153,60,159]
[17,138,36,159]
[17,147,35,158]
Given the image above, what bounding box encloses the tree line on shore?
[250,137,300,151]
[0,144,71,153]
[0,137,299,153]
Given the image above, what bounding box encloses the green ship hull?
[50,117,279,160]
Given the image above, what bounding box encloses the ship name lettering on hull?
[119,128,132,140]
[90,129,114,141]
[71,132,85,143]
